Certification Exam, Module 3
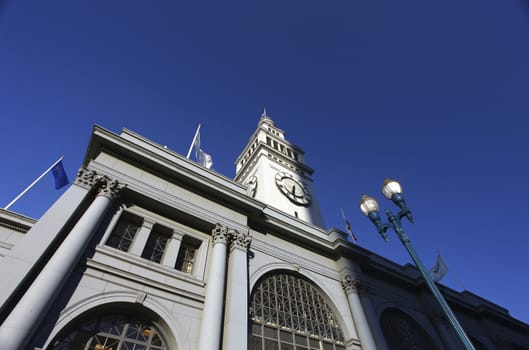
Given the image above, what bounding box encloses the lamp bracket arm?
[397,207,414,223]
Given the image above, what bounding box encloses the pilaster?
[161,231,183,268]
[341,275,378,350]
[129,219,155,256]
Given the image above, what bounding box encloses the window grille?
[106,214,141,252]
[49,315,167,350]
[141,226,170,263]
[250,272,345,350]
[175,236,201,274]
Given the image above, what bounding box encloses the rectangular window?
[141,225,171,263]
[266,137,272,146]
[106,213,141,252]
[175,236,201,274]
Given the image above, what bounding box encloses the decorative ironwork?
[142,230,169,264]
[49,314,167,350]
[106,216,140,253]
[250,272,345,350]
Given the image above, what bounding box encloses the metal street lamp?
[359,179,475,350]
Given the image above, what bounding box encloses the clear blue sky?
[1,0,528,325]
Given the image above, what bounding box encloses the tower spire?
[260,108,274,125]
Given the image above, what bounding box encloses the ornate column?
[197,224,230,350]
[341,275,378,350]
[0,175,125,350]
[222,229,252,350]
[0,168,100,314]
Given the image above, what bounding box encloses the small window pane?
[175,236,201,274]
[264,326,277,339]
[106,214,141,252]
[265,338,279,350]
[250,335,263,350]
[141,227,170,264]
[280,342,294,350]
[280,330,292,342]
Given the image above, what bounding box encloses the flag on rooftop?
[186,124,213,169]
[194,131,213,169]
[340,208,358,243]
[4,156,69,210]
[51,160,69,189]
[430,252,448,282]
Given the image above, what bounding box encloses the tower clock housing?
[235,111,325,227]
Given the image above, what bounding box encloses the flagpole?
[340,208,357,242]
[4,156,64,210]
[340,208,347,221]
[186,124,201,159]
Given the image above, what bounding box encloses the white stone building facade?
[0,114,528,350]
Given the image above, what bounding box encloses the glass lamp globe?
[360,195,379,216]
[382,179,402,199]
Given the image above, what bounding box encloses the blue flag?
[51,160,69,189]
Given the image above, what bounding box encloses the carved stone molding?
[211,224,252,251]
[341,275,369,295]
[212,224,230,244]
[98,178,127,200]
[74,168,103,190]
[229,229,252,251]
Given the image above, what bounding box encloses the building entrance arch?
[47,303,170,350]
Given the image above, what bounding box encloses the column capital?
[341,275,369,295]
[229,229,252,251]
[212,224,230,245]
[97,178,126,200]
[74,168,104,190]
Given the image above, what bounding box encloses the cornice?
[84,125,266,216]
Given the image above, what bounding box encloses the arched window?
[380,308,439,350]
[48,312,168,350]
[250,271,345,350]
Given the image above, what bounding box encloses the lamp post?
[359,179,475,350]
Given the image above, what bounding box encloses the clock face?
[275,172,311,206]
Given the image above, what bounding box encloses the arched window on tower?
[250,271,345,350]
[380,308,439,350]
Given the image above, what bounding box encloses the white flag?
[430,253,448,282]
[193,129,213,169]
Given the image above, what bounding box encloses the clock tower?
[235,110,325,227]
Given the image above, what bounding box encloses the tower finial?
[259,107,274,125]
